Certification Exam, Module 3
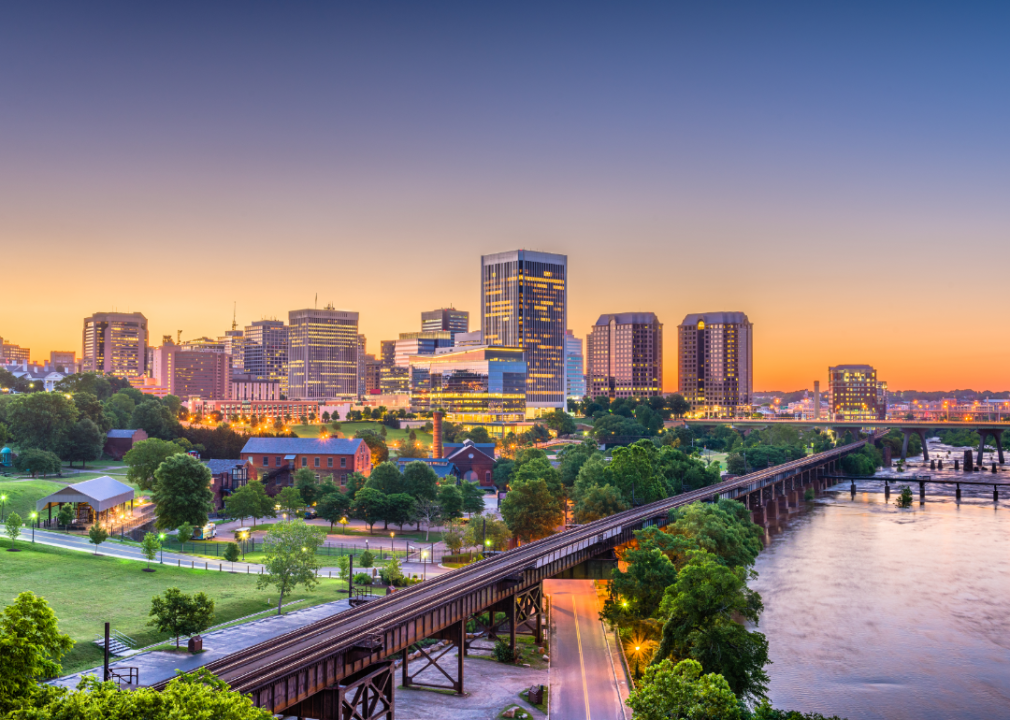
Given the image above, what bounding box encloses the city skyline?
[4,3,1010,392]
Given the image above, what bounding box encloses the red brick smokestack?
[432,411,443,458]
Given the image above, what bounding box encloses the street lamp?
[339,517,348,535]
[421,550,428,581]
[158,533,166,563]
[238,529,249,560]
[390,531,395,556]
[30,512,37,543]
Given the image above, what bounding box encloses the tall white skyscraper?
[287,306,359,400]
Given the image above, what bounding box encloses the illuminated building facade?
[421,308,469,336]
[828,364,886,420]
[49,351,77,373]
[409,346,526,434]
[393,331,453,366]
[2,342,30,364]
[586,313,662,399]
[151,341,231,400]
[481,249,567,414]
[678,312,752,417]
[565,330,586,400]
[356,334,367,398]
[82,311,148,377]
[287,306,359,400]
[244,320,289,396]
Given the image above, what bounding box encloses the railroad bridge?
[152,439,872,719]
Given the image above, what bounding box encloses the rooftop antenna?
[177,330,182,344]
[315,293,318,309]
[232,302,237,331]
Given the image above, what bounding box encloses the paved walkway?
[28,529,451,579]
[54,599,355,689]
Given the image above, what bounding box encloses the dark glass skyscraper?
[421,308,469,336]
[287,307,359,400]
[244,320,289,396]
[481,249,567,413]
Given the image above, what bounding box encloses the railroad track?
[157,438,869,693]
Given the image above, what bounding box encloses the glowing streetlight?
[30,512,37,542]
[339,516,348,534]
[421,550,428,581]
[390,531,395,556]
[158,533,166,563]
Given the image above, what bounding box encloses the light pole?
[238,529,249,561]
[158,533,166,563]
[339,517,348,535]
[30,512,37,543]
[390,531,395,557]
[421,550,428,581]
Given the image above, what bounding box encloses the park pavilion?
[35,476,135,527]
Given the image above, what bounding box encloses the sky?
[2,2,1009,392]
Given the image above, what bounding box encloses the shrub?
[493,640,516,663]
[353,572,372,585]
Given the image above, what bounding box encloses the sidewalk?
[53,598,354,689]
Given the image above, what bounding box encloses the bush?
[493,640,517,663]
[353,572,372,585]
[803,488,815,501]
[441,552,477,565]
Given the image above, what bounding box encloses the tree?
[336,555,351,581]
[653,551,769,702]
[5,512,23,548]
[294,468,318,506]
[6,392,78,453]
[460,481,485,517]
[358,549,375,568]
[0,591,74,708]
[664,500,764,569]
[88,524,108,555]
[317,489,352,529]
[152,454,214,530]
[276,486,304,517]
[258,520,324,615]
[401,461,439,500]
[365,462,406,495]
[574,484,628,523]
[63,417,104,468]
[15,667,275,718]
[383,493,417,530]
[224,481,275,527]
[131,399,178,440]
[626,658,741,720]
[668,394,691,418]
[463,513,512,551]
[592,414,648,444]
[124,438,185,491]
[13,448,62,478]
[71,392,109,432]
[544,409,578,435]
[223,542,240,569]
[351,488,387,531]
[354,430,389,466]
[175,521,194,553]
[610,443,666,505]
[56,504,74,530]
[103,392,136,429]
[499,478,562,543]
[397,438,427,458]
[437,484,463,521]
[558,440,598,486]
[141,532,162,570]
[604,541,678,621]
[148,587,216,648]
[442,519,466,554]
[345,471,368,497]
[414,497,442,541]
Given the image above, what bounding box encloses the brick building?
[240,437,371,493]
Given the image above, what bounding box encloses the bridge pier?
[287,661,395,720]
[977,429,1005,466]
[919,481,926,503]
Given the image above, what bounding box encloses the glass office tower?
[244,320,289,397]
[481,249,567,415]
[82,312,148,377]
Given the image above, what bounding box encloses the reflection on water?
[750,481,1010,720]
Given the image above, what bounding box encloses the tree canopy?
[152,454,214,530]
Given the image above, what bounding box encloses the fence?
[157,538,449,563]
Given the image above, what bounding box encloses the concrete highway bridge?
[149,438,873,719]
[680,418,1008,464]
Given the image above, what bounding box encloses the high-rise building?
[828,365,886,420]
[481,249,567,414]
[180,337,226,353]
[356,334,367,398]
[586,313,662,400]
[2,342,30,364]
[421,308,469,336]
[380,340,396,369]
[409,346,527,434]
[223,329,247,373]
[813,380,822,419]
[453,330,484,348]
[151,341,232,400]
[678,312,752,417]
[364,354,381,394]
[244,320,289,396]
[82,312,148,377]
[564,330,586,401]
[287,306,359,400]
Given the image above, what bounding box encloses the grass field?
[291,422,433,456]
[0,479,66,521]
[0,538,347,675]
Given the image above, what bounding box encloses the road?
[546,579,626,720]
[25,528,451,579]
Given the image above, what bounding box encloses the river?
[750,478,1010,720]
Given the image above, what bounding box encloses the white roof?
[36,476,135,513]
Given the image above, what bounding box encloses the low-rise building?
[828,365,886,421]
[205,459,252,509]
[190,398,320,422]
[395,458,461,481]
[440,439,496,486]
[231,374,281,402]
[104,428,149,460]
[240,437,371,493]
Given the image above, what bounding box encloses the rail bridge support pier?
[286,661,395,720]
[977,429,1005,466]
[401,618,466,695]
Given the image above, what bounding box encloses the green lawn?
[291,422,433,456]
[0,539,348,675]
[0,479,65,521]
